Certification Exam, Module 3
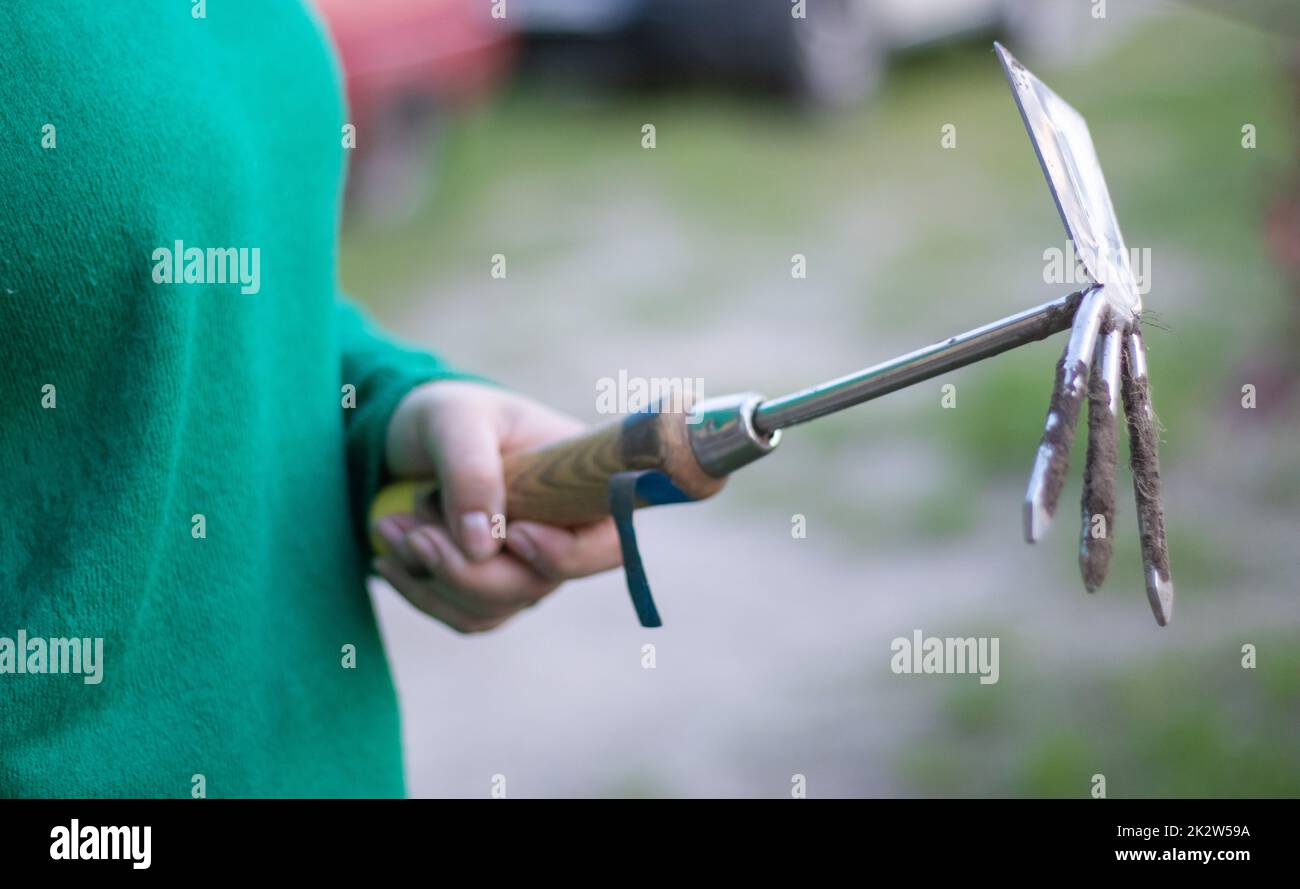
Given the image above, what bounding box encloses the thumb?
[422,397,505,562]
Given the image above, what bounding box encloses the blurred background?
[315,0,1300,797]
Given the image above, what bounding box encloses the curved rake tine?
[1120,327,1174,625]
[1079,317,1122,591]
[1024,286,1107,543]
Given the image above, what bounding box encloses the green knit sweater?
[0,0,463,797]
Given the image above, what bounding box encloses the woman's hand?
[373,380,622,633]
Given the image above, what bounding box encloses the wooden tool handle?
[369,411,725,550]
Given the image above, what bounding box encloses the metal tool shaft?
[753,289,1087,435]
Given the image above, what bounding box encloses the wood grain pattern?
[371,411,728,533]
[503,411,726,525]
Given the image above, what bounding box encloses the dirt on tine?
[1080,319,1118,591]
[1120,334,1173,588]
[1040,354,1088,519]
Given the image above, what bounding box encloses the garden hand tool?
[372,43,1173,628]
[996,42,1173,625]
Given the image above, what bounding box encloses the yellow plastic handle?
[368,479,437,555]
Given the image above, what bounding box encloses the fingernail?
[509,526,537,562]
[460,511,496,561]
[407,531,442,571]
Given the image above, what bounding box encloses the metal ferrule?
[687,392,781,478]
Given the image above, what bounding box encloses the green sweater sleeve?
[1,0,457,797]
[336,298,480,552]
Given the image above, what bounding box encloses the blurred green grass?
[343,18,1295,481]
[900,632,1300,797]
[340,3,1296,608]
[342,11,1298,798]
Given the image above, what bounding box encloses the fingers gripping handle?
[369,411,729,625]
[371,410,727,539]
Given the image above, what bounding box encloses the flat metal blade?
[995,42,1141,322]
